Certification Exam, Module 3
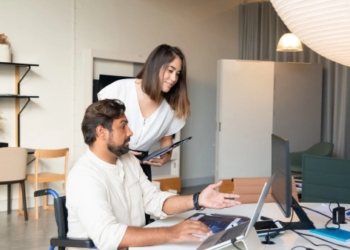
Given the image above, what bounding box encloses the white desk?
[130,203,350,250]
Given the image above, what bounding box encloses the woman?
[98,44,190,182]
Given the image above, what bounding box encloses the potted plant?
[0,33,11,62]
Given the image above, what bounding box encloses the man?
[66,99,240,250]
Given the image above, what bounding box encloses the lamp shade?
[271,0,350,67]
[277,33,303,52]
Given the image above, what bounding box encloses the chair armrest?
[290,152,304,165]
[50,237,95,248]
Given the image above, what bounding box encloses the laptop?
[196,174,275,250]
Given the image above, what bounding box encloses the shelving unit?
[0,62,39,146]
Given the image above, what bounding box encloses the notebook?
[195,174,275,250]
[310,228,350,243]
[141,136,192,163]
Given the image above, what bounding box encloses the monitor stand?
[283,196,315,230]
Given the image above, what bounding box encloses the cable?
[300,206,332,219]
[231,241,242,250]
[325,218,340,229]
[291,229,350,250]
[291,247,315,250]
[329,201,340,213]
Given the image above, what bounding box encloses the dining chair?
[228,176,299,204]
[0,147,28,221]
[20,148,69,219]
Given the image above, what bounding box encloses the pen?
[260,216,273,221]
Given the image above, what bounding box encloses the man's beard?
[107,135,130,157]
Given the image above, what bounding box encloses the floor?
[1,184,207,250]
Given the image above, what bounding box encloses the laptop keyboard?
[216,221,249,244]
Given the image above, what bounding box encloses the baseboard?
[181,176,214,188]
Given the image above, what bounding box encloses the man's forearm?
[119,226,170,248]
[162,194,194,215]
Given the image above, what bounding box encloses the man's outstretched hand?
[198,180,241,209]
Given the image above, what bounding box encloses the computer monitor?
[271,134,315,230]
[271,134,292,217]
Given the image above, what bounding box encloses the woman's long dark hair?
[136,44,190,119]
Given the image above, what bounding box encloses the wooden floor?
[1,184,206,250]
[1,208,56,250]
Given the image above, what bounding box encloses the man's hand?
[167,219,212,242]
[198,180,241,209]
[120,220,211,248]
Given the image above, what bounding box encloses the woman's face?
[159,55,182,93]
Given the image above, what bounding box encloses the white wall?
[0,0,241,211]
[0,0,73,211]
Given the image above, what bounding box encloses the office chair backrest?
[0,147,27,182]
[302,155,350,203]
[306,142,334,157]
[54,196,68,238]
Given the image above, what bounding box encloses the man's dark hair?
[82,99,126,145]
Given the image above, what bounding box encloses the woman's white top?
[98,78,185,151]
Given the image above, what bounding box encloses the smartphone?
[254,220,284,236]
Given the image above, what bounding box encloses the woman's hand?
[129,150,142,156]
[143,135,174,167]
[143,152,172,167]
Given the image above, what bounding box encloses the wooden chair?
[20,148,69,219]
[0,147,28,221]
[220,177,299,204]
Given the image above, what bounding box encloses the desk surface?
[130,203,350,250]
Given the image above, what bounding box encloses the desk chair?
[231,177,299,204]
[20,148,69,219]
[290,142,334,173]
[34,189,95,250]
[0,147,28,221]
[302,154,350,203]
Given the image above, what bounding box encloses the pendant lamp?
[271,0,350,67]
[276,33,303,52]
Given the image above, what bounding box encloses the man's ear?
[95,125,107,140]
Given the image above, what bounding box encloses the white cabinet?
[215,60,322,181]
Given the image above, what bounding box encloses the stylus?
[260,216,273,221]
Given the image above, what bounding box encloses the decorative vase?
[0,44,11,62]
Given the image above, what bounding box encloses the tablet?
[141,136,192,163]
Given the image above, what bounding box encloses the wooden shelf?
[0,62,39,67]
[0,94,39,98]
[0,62,39,146]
